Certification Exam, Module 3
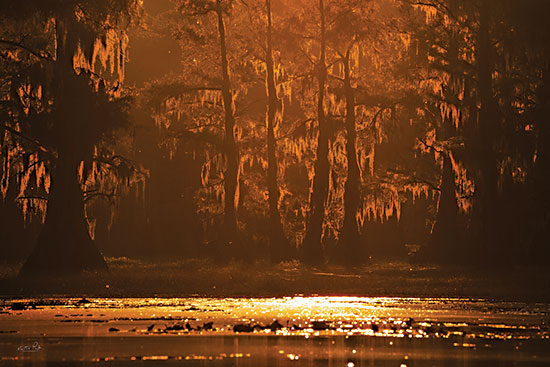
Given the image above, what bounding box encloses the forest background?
[1,0,550,288]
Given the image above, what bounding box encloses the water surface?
[1,296,549,366]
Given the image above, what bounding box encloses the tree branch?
[84,191,118,203]
[0,39,53,61]
[418,138,445,154]
[327,73,344,82]
[276,118,315,141]
[16,195,48,201]
[1,124,54,157]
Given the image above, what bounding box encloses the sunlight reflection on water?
[0,296,549,366]
[1,296,549,339]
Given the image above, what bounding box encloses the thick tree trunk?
[266,0,292,262]
[424,19,461,264]
[471,2,500,263]
[531,67,550,265]
[338,51,362,264]
[301,0,328,265]
[19,16,107,276]
[216,0,239,255]
[19,154,107,276]
[429,153,460,262]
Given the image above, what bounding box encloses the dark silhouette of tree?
[0,0,142,275]
[338,48,362,264]
[264,0,293,262]
[300,0,328,265]
[405,0,550,267]
[164,0,266,260]
[500,0,550,266]
[405,0,467,263]
[323,0,374,265]
[214,0,240,254]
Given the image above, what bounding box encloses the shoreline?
[1,259,549,302]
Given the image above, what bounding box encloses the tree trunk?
[266,0,292,262]
[19,16,107,276]
[301,0,328,265]
[216,0,239,256]
[471,2,500,263]
[531,66,550,265]
[429,153,460,261]
[338,51,362,265]
[19,153,107,276]
[424,13,461,264]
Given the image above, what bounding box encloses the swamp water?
[0,296,549,366]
